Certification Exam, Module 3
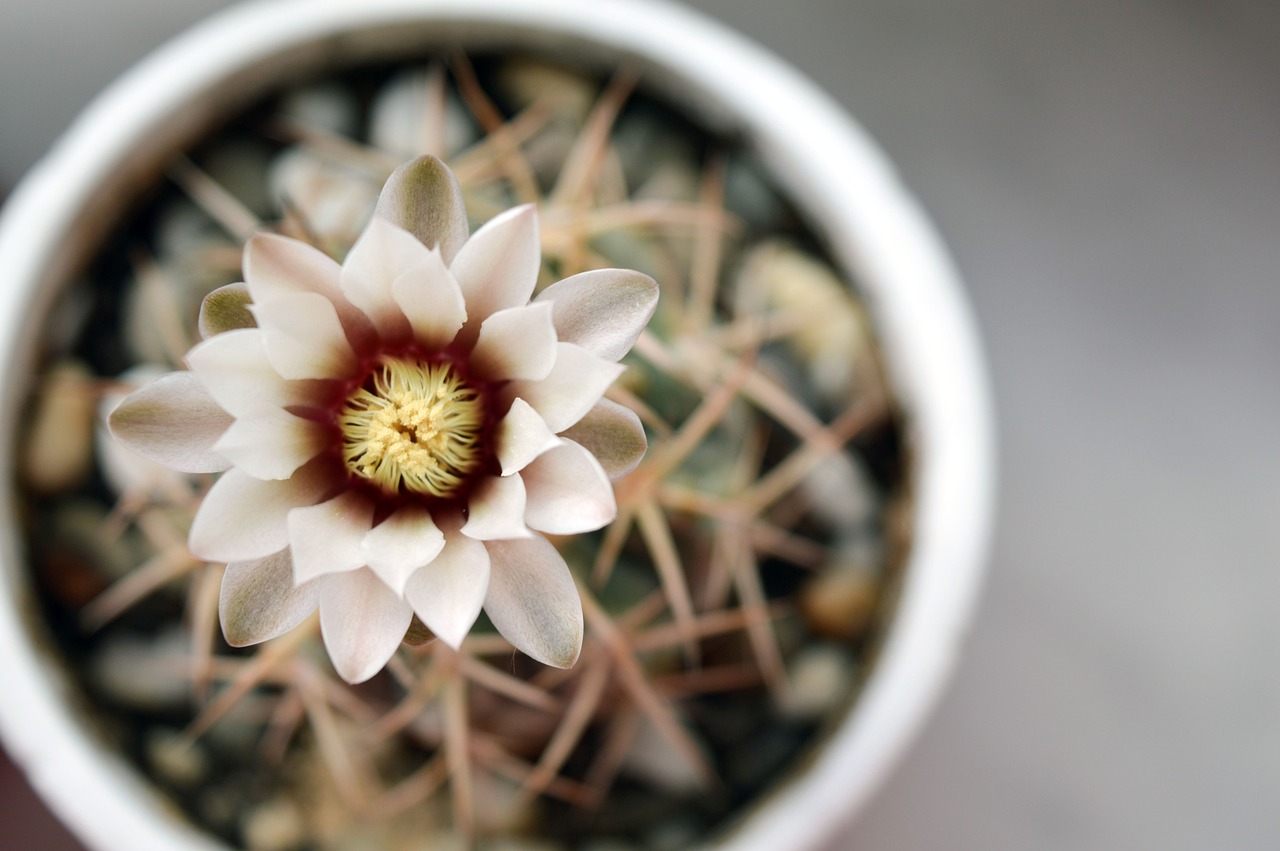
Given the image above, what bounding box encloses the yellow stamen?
[338,358,484,497]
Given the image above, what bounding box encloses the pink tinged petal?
[461,474,531,541]
[521,440,617,535]
[244,232,373,341]
[340,216,431,340]
[403,527,490,648]
[374,155,470,266]
[495,397,561,476]
[535,268,659,361]
[212,406,329,480]
[389,245,467,350]
[561,399,648,480]
[470,302,557,382]
[198,283,255,339]
[318,567,414,684]
[244,232,341,299]
[250,292,357,380]
[186,329,312,418]
[509,342,625,433]
[188,460,333,562]
[484,536,583,668]
[359,506,445,596]
[288,491,375,585]
[107,371,233,473]
[449,204,540,328]
[219,550,318,647]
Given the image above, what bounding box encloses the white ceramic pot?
[0,1,994,848]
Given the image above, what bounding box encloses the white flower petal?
[470,302,557,382]
[288,491,375,584]
[244,232,373,342]
[318,568,413,684]
[449,204,540,330]
[188,461,332,562]
[186,329,312,418]
[484,536,583,668]
[560,399,648,480]
[404,527,490,648]
[521,440,617,535]
[495,398,561,476]
[389,245,467,350]
[535,268,659,361]
[198,283,256,339]
[212,406,329,480]
[250,292,357,380]
[359,506,445,596]
[107,371,232,473]
[244,231,338,299]
[219,550,318,647]
[374,155,470,265]
[461,474,531,541]
[508,342,625,434]
[340,216,427,341]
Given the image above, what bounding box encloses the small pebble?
[281,83,361,138]
[145,728,208,787]
[801,449,878,530]
[799,558,879,641]
[494,57,597,121]
[371,68,477,159]
[87,627,192,711]
[21,360,96,494]
[734,240,881,405]
[242,797,306,851]
[779,644,855,720]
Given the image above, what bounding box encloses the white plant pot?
[0,1,995,849]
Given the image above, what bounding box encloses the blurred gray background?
[2,0,1278,849]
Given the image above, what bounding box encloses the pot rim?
[0,1,995,848]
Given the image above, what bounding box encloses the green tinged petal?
[374,155,469,263]
[198,283,256,338]
[220,551,317,647]
[107,372,233,473]
[561,399,648,480]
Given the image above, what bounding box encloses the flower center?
[338,358,484,498]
